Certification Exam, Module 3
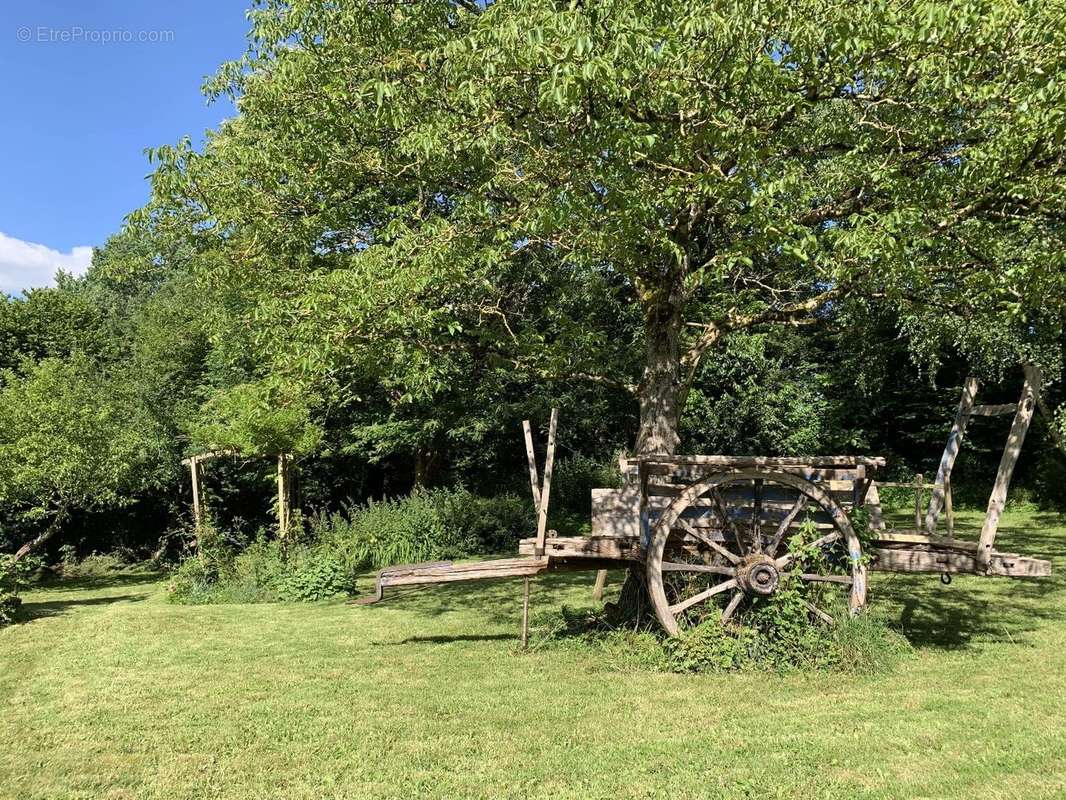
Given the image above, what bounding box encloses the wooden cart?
[359,368,1053,635]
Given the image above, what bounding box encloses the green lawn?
[3,510,1065,799]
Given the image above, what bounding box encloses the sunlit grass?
[1,509,1064,799]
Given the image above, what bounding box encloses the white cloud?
[0,231,94,295]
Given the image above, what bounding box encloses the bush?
[0,554,42,626]
[167,527,353,605]
[315,487,533,572]
[531,596,911,675]
[168,488,534,605]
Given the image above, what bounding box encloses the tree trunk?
[634,273,685,457]
[413,443,443,489]
[12,509,68,565]
[610,269,686,624]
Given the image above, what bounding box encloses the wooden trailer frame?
[358,368,1054,637]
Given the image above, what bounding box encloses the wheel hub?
[737,554,780,596]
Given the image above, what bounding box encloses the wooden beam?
[533,409,558,556]
[924,377,979,533]
[977,365,1042,570]
[180,448,238,466]
[521,420,541,510]
[277,453,291,538]
[971,403,1018,417]
[870,546,1050,578]
[189,458,203,539]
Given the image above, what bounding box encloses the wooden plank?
[519,535,642,560]
[623,455,886,468]
[638,464,868,483]
[533,409,558,556]
[379,557,550,588]
[971,403,1018,417]
[925,376,979,533]
[865,482,886,531]
[870,546,1051,577]
[180,448,238,466]
[977,365,1041,569]
[591,487,641,537]
[521,420,541,510]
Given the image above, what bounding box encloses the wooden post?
[592,569,607,600]
[520,578,530,648]
[925,377,979,533]
[533,409,558,556]
[914,473,923,529]
[189,457,203,539]
[944,477,954,540]
[277,453,290,538]
[977,366,1041,569]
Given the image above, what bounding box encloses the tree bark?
[611,267,686,624]
[634,271,685,457]
[12,509,68,565]
[413,443,443,489]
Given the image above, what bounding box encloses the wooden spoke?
[802,600,835,626]
[661,562,735,577]
[797,573,853,585]
[750,479,764,552]
[765,493,808,557]
[669,578,738,617]
[721,590,744,623]
[776,531,841,568]
[709,489,746,555]
[675,517,741,564]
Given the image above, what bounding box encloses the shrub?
[0,554,42,626]
[531,596,911,675]
[552,455,622,516]
[316,487,533,572]
[168,530,354,605]
[168,488,534,604]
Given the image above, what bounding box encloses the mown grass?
[2,509,1065,799]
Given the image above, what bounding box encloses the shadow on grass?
[356,568,607,629]
[20,591,152,622]
[30,571,164,594]
[394,633,516,644]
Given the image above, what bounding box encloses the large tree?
[145,0,1066,456]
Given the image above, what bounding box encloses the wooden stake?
[592,569,607,600]
[189,457,203,542]
[277,453,290,538]
[521,578,530,649]
[977,365,1041,569]
[914,472,923,529]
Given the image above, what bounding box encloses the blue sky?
[0,1,251,293]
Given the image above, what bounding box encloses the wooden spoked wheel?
[645,470,867,636]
